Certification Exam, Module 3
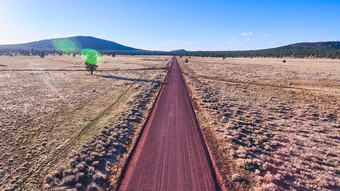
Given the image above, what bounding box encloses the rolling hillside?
[171,41,340,59]
[0,36,138,51]
[0,37,339,58]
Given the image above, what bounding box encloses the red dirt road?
[118,57,219,191]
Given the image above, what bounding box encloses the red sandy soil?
[118,57,219,190]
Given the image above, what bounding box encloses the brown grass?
[0,55,169,190]
[180,57,340,191]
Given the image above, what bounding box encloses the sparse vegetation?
[0,55,168,190]
[181,57,340,190]
[43,75,163,190]
[2,54,339,190]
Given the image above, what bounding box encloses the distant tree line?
[106,48,340,59]
[112,41,340,59]
[0,49,117,57]
[0,48,66,57]
[94,43,340,59]
[1,41,340,59]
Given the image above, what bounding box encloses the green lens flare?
[52,38,80,54]
[81,49,102,65]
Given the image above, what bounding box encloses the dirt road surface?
[118,57,219,190]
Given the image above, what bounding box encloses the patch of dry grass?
[180,57,340,190]
[0,55,169,190]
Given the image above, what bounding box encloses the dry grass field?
[0,55,169,190]
[180,57,340,191]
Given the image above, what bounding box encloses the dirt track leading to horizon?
[118,57,219,190]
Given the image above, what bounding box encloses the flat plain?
[0,55,168,190]
[180,57,340,191]
[2,55,340,191]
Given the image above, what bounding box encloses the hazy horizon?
[1,0,339,51]
[1,35,340,52]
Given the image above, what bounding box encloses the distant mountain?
[0,36,138,51]
[1,38,339,59]
[163,41,340,59]
[274,41,340,50]
[171,49,186,52]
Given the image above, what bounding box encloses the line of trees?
[1,45,340,59]
[0,49,118,57]
[0,48,67,56]
[99,46,340,59]
[111,42,340,59]
[108,49,340,59]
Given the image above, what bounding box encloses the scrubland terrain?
[0,55,168,190]
[180,57,340,191]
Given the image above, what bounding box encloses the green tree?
[112,52,116,57]
[85,51,98,75]
[185,58,189,63]
[85,63,98,75]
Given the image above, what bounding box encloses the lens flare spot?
[81,48,103,65]
[52,38,80,54]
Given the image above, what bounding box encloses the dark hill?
[287,41,340,49]
[1,38,339,59]
[171,49,186,52]
[0,36,138,51]
[169,41,340,59]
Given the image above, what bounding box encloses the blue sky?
[0,0,339,51]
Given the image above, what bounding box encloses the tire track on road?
[117,56,220,191]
